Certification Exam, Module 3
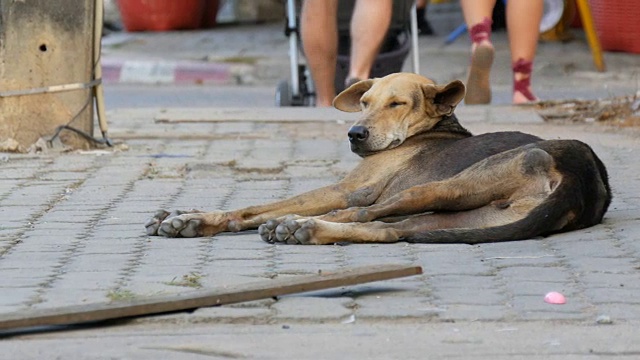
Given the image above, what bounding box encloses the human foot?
[512,58,539,105]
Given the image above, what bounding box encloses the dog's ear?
[423,80,466,116]
[333,79,376,112]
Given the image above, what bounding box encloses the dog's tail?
[403,188,574,245]
[405,141,612,245]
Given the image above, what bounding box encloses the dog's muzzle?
[348,125,374,156]
[348,126,369,144]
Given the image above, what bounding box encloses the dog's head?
[333,73,466,157]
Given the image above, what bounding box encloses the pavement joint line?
[539,238,598,319]
[111,236,151,292]
[113,141,186,291]
[26,158,155,308]
[0,175,92,258]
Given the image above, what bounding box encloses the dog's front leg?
[145,182,382,238]
[145,209,232,238]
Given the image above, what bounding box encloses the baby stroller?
[276,0,421,107]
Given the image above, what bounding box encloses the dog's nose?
[348,126,369,143]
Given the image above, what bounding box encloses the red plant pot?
[117,0,206,32]
[590,0,640,54]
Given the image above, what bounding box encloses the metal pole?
[409,1,420,74]
[287,0,300,96]
[93,0,111,145]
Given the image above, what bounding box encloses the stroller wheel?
[275,80,292,107]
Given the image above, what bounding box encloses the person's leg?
[506,0,543,104]
[347,0,392,84]
[416,0,433,36]
[460,0,495,27]
[460,0,496,105]
[301,0,339,107]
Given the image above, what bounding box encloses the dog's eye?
[389,101,405,108]
[361,101,369,108]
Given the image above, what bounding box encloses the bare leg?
[347,0,392,81]
[507,0,543,104]
[301,0,338,107]
[460,0,496,27]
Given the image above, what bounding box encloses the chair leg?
[575,0,606,72]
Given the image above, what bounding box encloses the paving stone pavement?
[1,104,640,335]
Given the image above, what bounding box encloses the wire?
[47,93,113,147]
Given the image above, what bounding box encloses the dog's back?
[377,114,546,200]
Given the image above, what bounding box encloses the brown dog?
[146,73,611,244]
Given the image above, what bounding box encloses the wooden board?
[153,107,359,123]
[0,264,422,332]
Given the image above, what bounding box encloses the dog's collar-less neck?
[430,114,473,138]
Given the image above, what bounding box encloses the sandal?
[465,18,494,105]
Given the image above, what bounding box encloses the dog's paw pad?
[273,219,317,245]
[274,219,301,244]
[258,220,279,243]
[145,210,171,236]
[291,219,316,245]
[157,214,202,238]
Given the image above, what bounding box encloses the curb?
[101,58,239,85]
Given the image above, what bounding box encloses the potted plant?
[117,0,207,32]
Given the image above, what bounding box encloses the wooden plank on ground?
[153,107,359,123]
[0,264,422,332]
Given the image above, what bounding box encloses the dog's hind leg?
[263,146,568,244]
[263,196,548,245]
[317,146,561,224]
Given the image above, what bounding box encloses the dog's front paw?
[259,215,304,244]
[145,210,171,236]
[260,218,323,245]
[146,210,197,236]
[276,219,308,244]
[258,219,280,244]
[157,213,204,238]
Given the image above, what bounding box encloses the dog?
[145,73,611,245]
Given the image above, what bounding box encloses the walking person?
[461,0,543,104]
[300,0,393,107]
